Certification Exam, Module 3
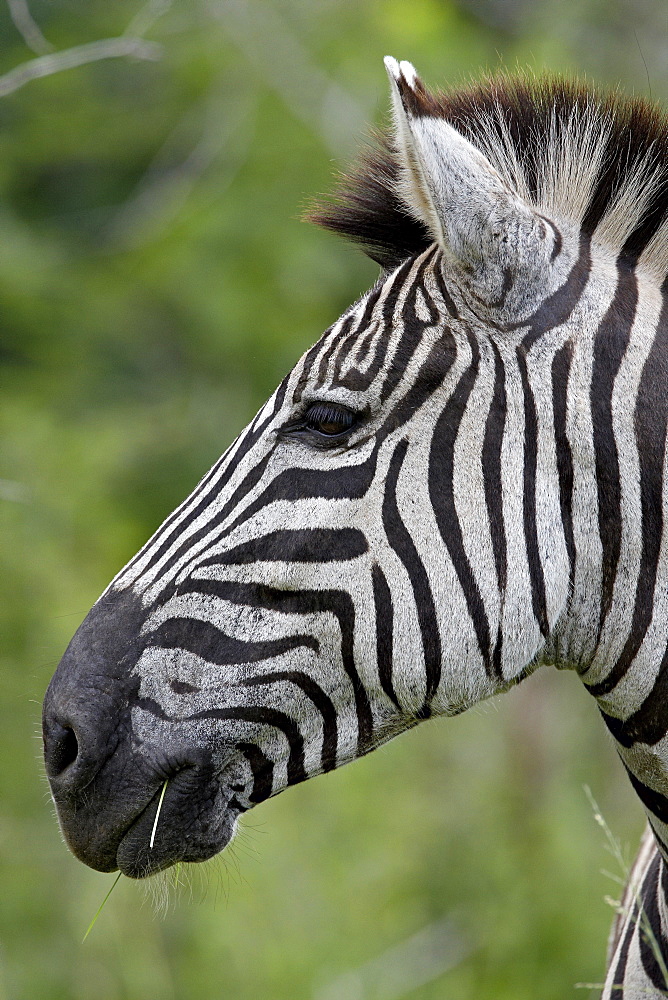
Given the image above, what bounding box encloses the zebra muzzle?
[114,756,242,878]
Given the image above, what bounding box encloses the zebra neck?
[566,272,668,858]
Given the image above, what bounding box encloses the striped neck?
[552,261,668,854]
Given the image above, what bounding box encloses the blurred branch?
[124,0,174,38]
[0,36,162,98]
[0,0,174,99]
[6,0,53,54]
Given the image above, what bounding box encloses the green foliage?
[1,1,661,997]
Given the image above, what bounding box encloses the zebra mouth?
[115,768,241,879]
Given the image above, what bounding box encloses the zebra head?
[43,60,660,880]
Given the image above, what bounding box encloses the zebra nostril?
[45,722,79,778]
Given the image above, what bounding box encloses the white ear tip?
[383,55,401,81]
[399,60,418,86]
[383,56,420,90]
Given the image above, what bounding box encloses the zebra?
[42,57,668,997]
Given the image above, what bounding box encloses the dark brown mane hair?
[308,73,668,286]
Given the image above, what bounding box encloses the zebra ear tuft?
[384,57,554,312]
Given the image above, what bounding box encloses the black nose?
[42,586,147,796]
[42,700,112,794]
[43,717,79,778]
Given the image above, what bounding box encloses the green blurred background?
[2,1,666,997]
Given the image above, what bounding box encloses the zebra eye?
[304,402,356,437]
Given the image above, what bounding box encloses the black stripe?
[487,266,513,310]
[551,340,575,584]
[378,249,440,401]
[371,333,457,701]
[497,237,589,642]
[599,643,668,748]
[356,277,385,330]
[371,563,400,709]
[516,347,549,638]
[331,253,421,394]
[146,617,319,665]
[638,849,668,992]
[589,293,668,700]
[517,232,592,350]
[590,269,638,651]
[355,319,380,367]
[135,696,307,785]
[200,528,368,567]
[294,299,377,402]
[212,443,381,546]
[649,818,668,859]
[429,333,495,676]
[622,762,668,825]
[294,327,341,403]
[384,439,441,706]
[433,258,459,319]
[176,579,374,755]
[317,314,355,386]
[152,443,381,600]
[378,332,457,437]
[482,339,507,681]
[610,898,638,1000]
[242,671,338,772]
[195,706,307,787]
[134,379,289,577]
[329,283,384,376]
[150,446,276,585]
[353,278,391,367]
[537,215,563,263]
[235,741,274,803]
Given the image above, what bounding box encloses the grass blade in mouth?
[83,779,169,941]
[150,780,168,850]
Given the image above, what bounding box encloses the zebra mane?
[309,73,668,287]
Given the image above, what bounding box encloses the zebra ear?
[384,57,553,313]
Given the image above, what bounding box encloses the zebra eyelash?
[277,401,364,447]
